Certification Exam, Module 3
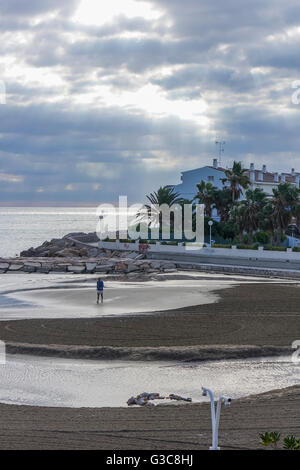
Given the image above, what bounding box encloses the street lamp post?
[202,387,231,450]
[208,220,213,247]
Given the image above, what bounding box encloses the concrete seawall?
[1,255,300,279]
[146,251,300,272]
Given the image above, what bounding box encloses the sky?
[0,0,300,204]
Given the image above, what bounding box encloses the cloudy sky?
[0,0,300,204]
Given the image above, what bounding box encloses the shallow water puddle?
[0,355,298,408]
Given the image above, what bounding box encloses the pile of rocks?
[0,255,181,275]
[20,232,101,258]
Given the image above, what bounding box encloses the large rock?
[0,263,9,270]
[24,262,41,268]
[115,262,127,271]
[135,254,145,260]
[87,248,99,257]
[56,248,82,258]
[64,232,99,243]
[126,263,139,273]
[79,248,89,257]
[9,264,24,271]
[176,263,194,270]
[126,252,140,259]
[67,265,86,273]
[20,247,36,257]
[95,265,113,273]
[23,262,41,272]
[51,264,68,272]
[36,266,51,273]
[86,263,97,273]
[161,262,176,270]
[23,265,36,273]
[150,261,162,269]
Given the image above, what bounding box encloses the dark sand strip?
[0,386,299,450]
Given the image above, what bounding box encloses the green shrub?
[103,237,116,242]
[259,431,281,449]
[236,244,258,250]
[139,239,156,244]
[120,239,136,243]
[259,431,300,450]
[283,435,300,450]
[254,230,270,245]
[160,241,178,245]
[292,247,300,252]
[264,246,287,252]
[212,243,232,249]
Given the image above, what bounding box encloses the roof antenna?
[215,139,226,166]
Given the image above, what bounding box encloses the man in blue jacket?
[97,278,104,304]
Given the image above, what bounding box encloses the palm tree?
[259,202,276,246]
[222,161,250,202]
[214,187,234,222]
[194,181,217,218]
[146,186,183,208]
[239,188,268,243]
[272,183,299,245]
[230,203,247,243]
[293,202,300,230]
[137,186,183,235]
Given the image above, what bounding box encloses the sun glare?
[72,0,163,26]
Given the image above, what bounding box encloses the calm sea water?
[0,207,99,258]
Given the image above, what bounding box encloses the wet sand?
[0,283,299,355]
[0,281,299,449]
[0,276,231,320]
[0,386,299,450]
[1,355,298,408]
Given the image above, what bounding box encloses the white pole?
[202,387,231,450]
[208,220,213,247]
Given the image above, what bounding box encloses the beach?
[0,275,299,449]
[0,280,299,355]
[0,386,299,450]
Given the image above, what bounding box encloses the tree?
[214,187,235,222]
[138,186,183,236]
[194,181,217,218]
[230,203,247,243]
[221,161,250,202]
[272,183,300,245]
[258,202,276,246]
[146,186,183,207]
[239,188,268,244]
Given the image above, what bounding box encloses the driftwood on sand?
[127,392,192,406]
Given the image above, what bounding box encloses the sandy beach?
[0,277,299,449]
[0,386,299,450]
[0,281,299,354]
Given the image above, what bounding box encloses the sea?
[0,207,99,258]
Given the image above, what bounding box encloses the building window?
[208,175,214,182]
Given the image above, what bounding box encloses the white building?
[171,158,300,201]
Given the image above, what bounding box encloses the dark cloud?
[0,0,79,17]
[152,65,256,94]
[1,0,300,203]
